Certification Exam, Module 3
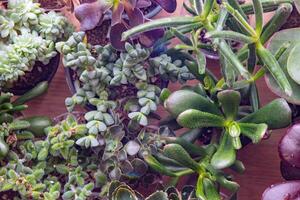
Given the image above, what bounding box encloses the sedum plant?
[0,0,72,88]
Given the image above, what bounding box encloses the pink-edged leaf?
[127,7,144,27]
[262,181,300,200]
[137,0,152,8]
[112,3,124,26]
[110,23,128,50]
[279,124,300,168]
[139,28,164,47]
[151,0,177,13]
[75,2,105,31]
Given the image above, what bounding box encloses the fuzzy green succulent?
[0,0,72,88]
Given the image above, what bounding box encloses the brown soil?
[86,19,110,46]
[38,0,65,10]
[4,54,60,95]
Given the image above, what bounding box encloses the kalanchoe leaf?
[211,132,236,169]
[262,181,300,200]
[279,124,300,168]
[75,1,108,31]
[111,3,125,26]
[280,160,300,181]
[152,0,177,13]
[110,23,128,50]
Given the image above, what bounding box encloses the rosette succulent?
[0,0,72,89]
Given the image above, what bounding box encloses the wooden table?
[23,2,286,199]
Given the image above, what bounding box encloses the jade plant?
[0,0,72,89]
[74,0,177,49]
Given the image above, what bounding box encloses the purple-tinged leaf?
[262,181,300,200]
[139,28,164,47]
[279,124,300,168]
[75,2,107,31]
[281,160,300,181]
[112,3,125,26]
[110,23,128,50]
[127,7,144,27]
[137,0,152,8]
[152,0,177,13]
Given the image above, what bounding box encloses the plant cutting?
[74,0,177,49]
[0,0,72,95]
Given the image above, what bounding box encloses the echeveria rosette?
[165,89,291,169]
[74,0,176,49]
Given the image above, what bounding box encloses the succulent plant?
[74,0,177,49]
[0,0,72,89]
[57,32,195,127]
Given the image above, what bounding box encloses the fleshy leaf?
[287,43,300,84]
[75,2,108,31]
[152,0,177,13]
[279,124,300,168]
[239,98,291,129]
[110,23,128,50]
[217,90,241,120]
[165,90,221,117]
[239,122,267,143]
[177,109,225,129]
[163,144,200,172]
[262,181,300,200]
[211,132,236,169]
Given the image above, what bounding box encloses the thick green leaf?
[265,28,300,104]
[163,144,200,172]
[177,109,226,129]
[217,90,241,120]
[239,122,267,143]
[239,98,291,129]
[257,43,292,97]
[203,178,221,200]
[211,132,236,169]
[143,154,178,177]
[196,175,207,200]
[287,43,300,84]
[165,90,221,117]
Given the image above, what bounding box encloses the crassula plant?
[0,0,72,90]
[56,31,195,128]
[74,0,177,49]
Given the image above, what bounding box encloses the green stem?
[253,0,264,35]
[122,16,199,41]
[241,0,293,14]
[223,2,257,37]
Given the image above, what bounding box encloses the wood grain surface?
[23,1,287,199]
